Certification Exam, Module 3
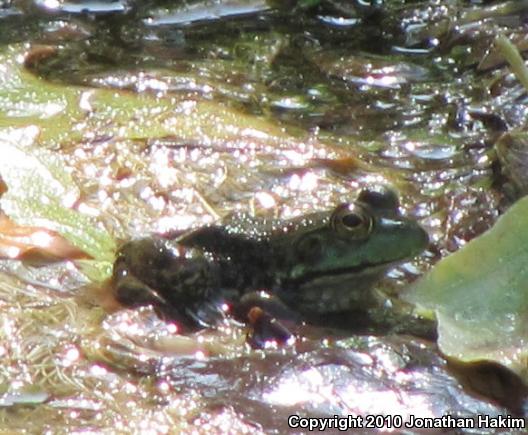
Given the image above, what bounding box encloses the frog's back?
[178,211,329,256]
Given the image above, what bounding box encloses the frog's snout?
[413,222,430,255]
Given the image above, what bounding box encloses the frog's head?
[284,188,428,286]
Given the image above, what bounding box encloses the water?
[0,0,525,431]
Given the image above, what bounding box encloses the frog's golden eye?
[331,204,373,238]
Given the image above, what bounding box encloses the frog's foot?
[113,274,205,329]
[114,275,168,308]
[234,291,302,324]
[183,299,230,329]
[234,291,300,348]
[246,307,295,349]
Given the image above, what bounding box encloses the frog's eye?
[331,204,373,238]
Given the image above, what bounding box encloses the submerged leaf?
[496,131,528,198]
[495,34,528,93]
[0,129,115,262]
[0,390,49,407]
[404,196,528,381]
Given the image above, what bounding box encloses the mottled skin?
[112,189,428,328]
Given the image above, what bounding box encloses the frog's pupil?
[341,213,363,228]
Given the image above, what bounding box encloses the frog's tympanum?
[112,188,428,331]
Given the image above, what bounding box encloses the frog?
[111,188,428,332]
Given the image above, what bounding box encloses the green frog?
[111,188,428,331]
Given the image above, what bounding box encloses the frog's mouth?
[288,259,399,287]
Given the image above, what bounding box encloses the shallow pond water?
[0,0,527,432]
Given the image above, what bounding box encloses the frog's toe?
[234,291,301,324]
[246,307,295,349]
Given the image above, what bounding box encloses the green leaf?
[403,196,528,381]
[0,132,115,263]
